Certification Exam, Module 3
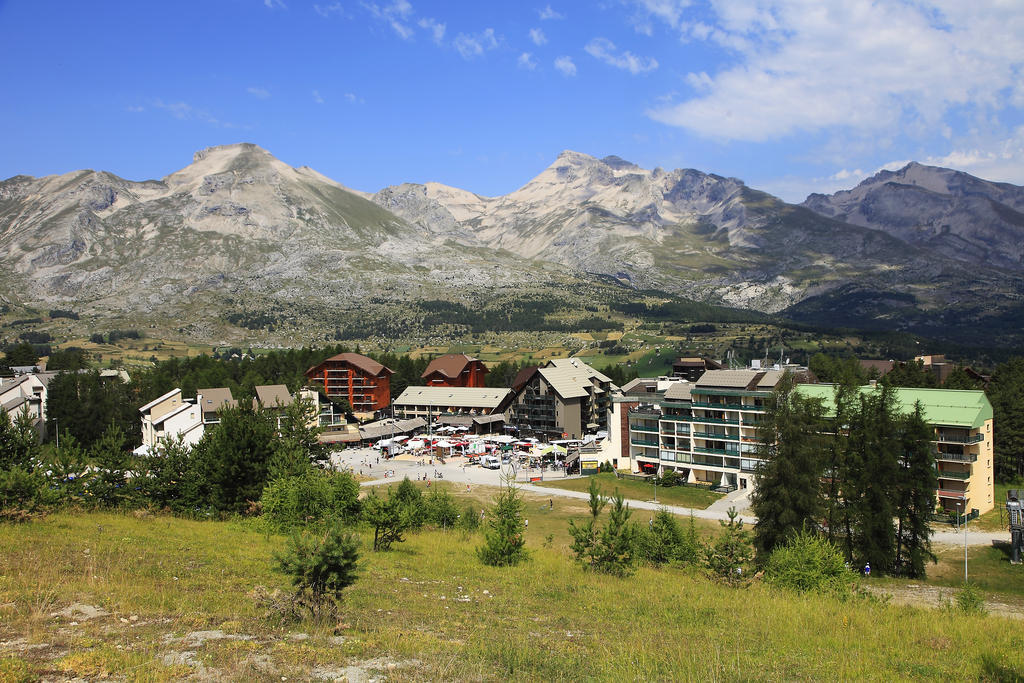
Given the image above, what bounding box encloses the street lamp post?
[54,418,59,449]
[957,499,968,583]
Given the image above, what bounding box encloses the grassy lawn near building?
[971,482,1022,532]
[534,472,724,510]
[1,503,1023,681]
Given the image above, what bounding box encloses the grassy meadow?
[1,483,1023,681]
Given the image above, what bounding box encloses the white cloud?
[264,0,287,8]
[647,1,1024,145]
[312,89,325,104]
[554,55,576,77]
[363,0,414,39]
[454,28,500,60]
[538,4,564,20]
[627,0,690,34]
[151,99,237,128]
[584,37,658,74]
[916,126,1024,185]
[246,86,271,99]
[344,92,365,104]
[313,2,343,17]
[518,52,538,70]
[529,28,547,46]
[126,105,145,113]
[418,17,445,43]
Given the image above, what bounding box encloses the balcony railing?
[937,470,971,481]
[935,452,978,463]
[693,431,740,441]
[630,424,659,433]
[693,446,740,456]
[933,433,984,444]
[692,401,744,410]
[937,489,968,500]
[691,416,739,426]
[660,414,691,422]
[631,438,659,447]
[628,409,661,419]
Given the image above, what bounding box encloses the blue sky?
[1,0,1022,201]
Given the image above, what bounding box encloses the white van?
[481,455,501,470]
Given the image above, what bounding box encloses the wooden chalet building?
[305,352,393,414]
[421,353,489,388]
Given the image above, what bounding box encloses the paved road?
[329,446,1009,546]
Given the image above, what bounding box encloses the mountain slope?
[375,152,1020,316]
[802,162,1024,272]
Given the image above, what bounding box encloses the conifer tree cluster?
[752,375,939,578]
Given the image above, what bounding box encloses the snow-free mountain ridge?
[2,143,1022,344]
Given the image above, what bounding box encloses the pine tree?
[88,422,131,508]
[751,373,827,557]
[275,524,360,621]
[704,507,754,584]
[894,403,938,578]
[568,478,605,565]
[848,385,900,572]
[477,474,528,566]
[591,491,638,576]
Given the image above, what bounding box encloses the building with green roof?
[796,384,995,514]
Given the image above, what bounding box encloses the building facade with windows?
[421,353,489,388]
[508,359,614,439]
[305,352,393,415]
[623,370,783,491]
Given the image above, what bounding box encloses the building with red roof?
[421,353,489,388]
[305,352,393,414]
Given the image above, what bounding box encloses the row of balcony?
[937,469,971,481]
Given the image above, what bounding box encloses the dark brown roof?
[306,352,392,377]
[859,359,895,376]
[421,353,487,379]
[511,366,540,392]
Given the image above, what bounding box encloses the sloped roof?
[795,384,993,429]
[545,358,613,384]
[537,366,591,399]
[197,387,236,412]
[421,353,486,379]
[255,384,293,407]
[359,417,427,440]
[663,382,693,401]
[511,365,540,392]
[756,370,785,389]
[695,370,761,389]
[307,352,391,377]
[139,388,181,414]
[394,386,510,409]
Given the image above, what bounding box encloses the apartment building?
[622,370,784,490]
[796,384,996,515]
[305,352,393,415]
[508,358,614,439]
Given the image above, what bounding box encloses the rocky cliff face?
[2,144,1022,343]
[374,151,1016,315]
[803,162,1024,272]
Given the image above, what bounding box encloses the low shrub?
[274,525,359,622]
[764,531,851,598]
[261,470,361,530]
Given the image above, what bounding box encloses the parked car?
[481,455,501,470]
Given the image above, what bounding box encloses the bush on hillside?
[478,476,528,567]
[458,502,481,532]
[362,490,413,551]
[275,525,359,621]
[261,469,362,530]
[704,507,754,585]
[764,530,851,598]
[638,508,701,566]
[424,487,459,529]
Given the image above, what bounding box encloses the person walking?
[864,562,871,578]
